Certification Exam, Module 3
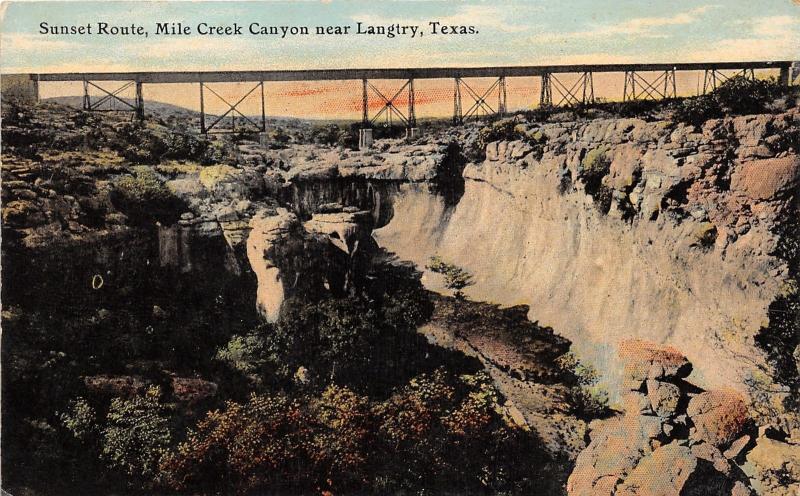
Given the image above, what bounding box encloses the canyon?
[2,97,799,494]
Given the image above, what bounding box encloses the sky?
[1,0,799,118]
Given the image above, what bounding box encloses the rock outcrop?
[568,340,755,496]
[246,208,299,322]
[258,141,447,183]
[568,340,800,496]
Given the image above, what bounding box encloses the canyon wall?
[375,111,799,396]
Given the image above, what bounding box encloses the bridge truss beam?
[702,68,755,94]
[540,72,594,107]
[623,70,677,102]
[453,76,507,124]
[199,81,266,134]
[82,79,144,119]
[361,78,417,130]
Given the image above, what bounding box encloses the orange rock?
[730,155,800,200]
[687,389,749,448]
[619,339,692,389]
[616,442,697,496]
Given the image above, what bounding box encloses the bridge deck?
[13,61,795,83]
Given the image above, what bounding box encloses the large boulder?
[730,155,800,200]
[568,341,756,496]
[646,379,682,418]
[567,415,656,496]
[687,390,749,448]
[745,437,800,496]
[616,442,697,496]
[618,339,692,390]
[303,210,373,255]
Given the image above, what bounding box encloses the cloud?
[533,5,718,43]
[1,32,84,52]
[687,14,800,61]
[750,15,798,38]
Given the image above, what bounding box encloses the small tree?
[426,256,474,300]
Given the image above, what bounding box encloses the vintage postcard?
[1,1,799,494]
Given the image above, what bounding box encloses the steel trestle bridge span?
[11,61,798,135]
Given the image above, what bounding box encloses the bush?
[266,126,290,148]
[216,333,267,374]
[426,256,474,300]
[713,75,782,115]
[60,397,98,443]
[113,123,168,164]
[110,166,184,224]
[311,123,350,147]
[557,352,610,418]
[579,146,613,213]
[265,293,435,394]
[672,75,786,126]
[161,370,554,495]
[160,392,313,493]
[101,386,173,485]
[162,130,211,163]
[672,95,722,127]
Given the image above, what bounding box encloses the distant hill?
[45,96,201,120]
[44,96,323,126]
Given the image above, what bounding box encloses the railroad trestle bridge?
[4,61,798,145]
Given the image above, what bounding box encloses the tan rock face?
[246,208,299,322]
[375,111,799,398]
[686,389,749,448]
[616,442,697,496]
[302,210,372,255]
[746,437,800,496]
[566,415,653,496]
[730,155,800,200]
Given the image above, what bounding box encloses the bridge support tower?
[452,76,507,124]
[623,69,677,101]
[359,77,418,146]
[540,72,594,107]
[81,79,144,119]
[198,81,267,134]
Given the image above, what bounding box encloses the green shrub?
[110,166,184,224]
[426,256,474,300]
[714,75,782,115]
[216,333,267,374]
[579,146,613,213]
[672,75,786,126]
[267,126,290,147]
[162,130,211,163]
[557,352,610,418]
[101,386,172,485]
[672,94,722,127]
[113,123,168,164]
[60,397,98,443]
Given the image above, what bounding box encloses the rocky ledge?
[567,340,800,496]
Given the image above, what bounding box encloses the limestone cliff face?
[376,110,800,396]
[245,206,378,321]
[246,208,299,322]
